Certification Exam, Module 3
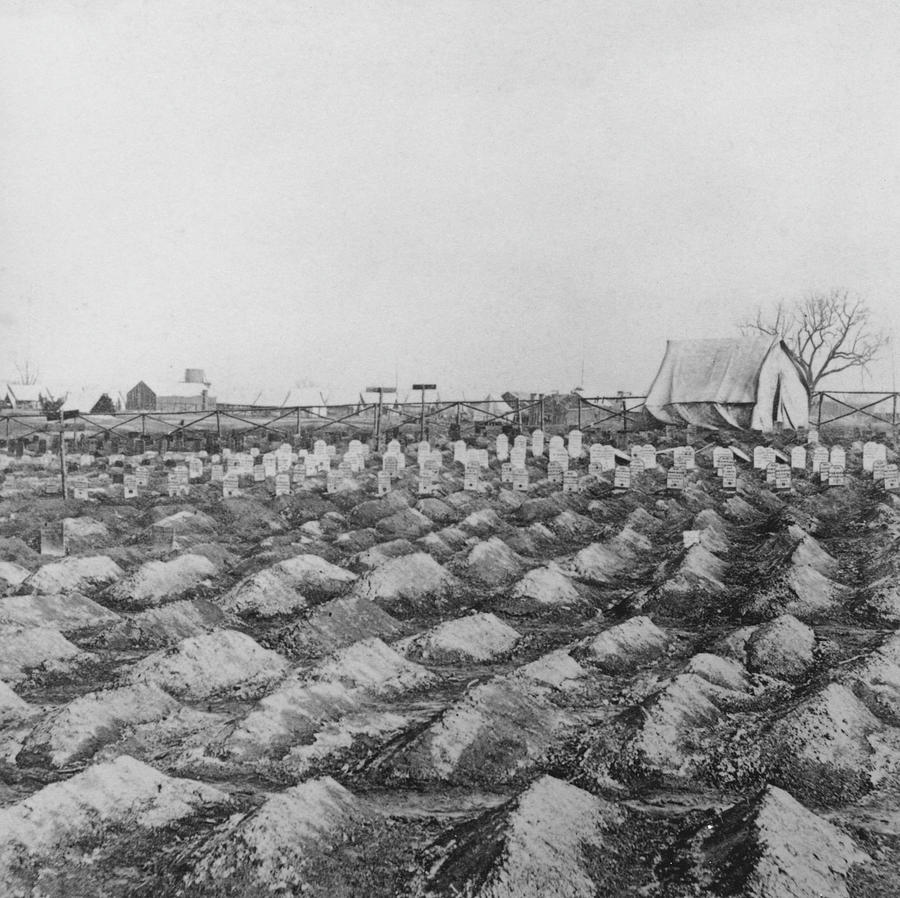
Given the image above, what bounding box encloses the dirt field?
[1,431,899,897]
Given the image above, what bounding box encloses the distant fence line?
[0,394,650,446]
[3,391,897,449]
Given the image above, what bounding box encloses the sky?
[3,0,900,403]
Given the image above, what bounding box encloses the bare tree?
[14,359,40,385]
[740,290,888,393]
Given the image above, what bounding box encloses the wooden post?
[412,384,436,443]
[577,395,582,430]
[59,426,67,499]
[539,395,545,430]
[622,397,628,439]
[817,392,824,428]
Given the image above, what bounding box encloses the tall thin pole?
[59,426,67,499]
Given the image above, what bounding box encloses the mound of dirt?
[0,624,89,682]
[376,508,433,540]
[17,683,180,768]
[459,508,504,538]
[513,649,587,691]
[396,612,520,663]
[788,524,839,576]
[351,538,417,570]
[577,615,669,673]
[661,544,728,595]
[683,652,750,692]
[276,553,358,596]
[350,492,410,527]
[745,614,815,680]
[768,682,882,803]
[271,595,403,660]
[27,555,123,595]
[128,629,289,700]
[622,670,754,779]
[570,527,652,584]
[415,497,457,524]
[748,564,842,620]
[0,680,31,724]
[0,755,227,893]
[549,510,596,540]
[420,775,622,898]
[225,638,433,760]
[219,567,308,617]
[687,785,870,898]
[107,554,217,609]
[389,673,570,785]
[61,516,110,550]
[506,564,582,611]
[184,777,369,895]
[0,592,119,633]
[0,561,31,589]
[465,537,526,587]
[351,553,461,615]
[98,599,229,649]
[150,509,219,545]
[0,536,40,566]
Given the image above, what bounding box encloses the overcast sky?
[2,0,900,401]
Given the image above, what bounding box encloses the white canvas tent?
[645,337,809,431]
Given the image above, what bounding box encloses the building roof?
[153,382,211,399]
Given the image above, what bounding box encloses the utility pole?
[365,386,396,449]
[412,383,436,442]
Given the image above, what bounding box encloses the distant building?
[125,369,216,412]
[4,383,52,410]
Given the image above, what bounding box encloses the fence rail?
[0,394,650,448]
[811,391,900,430]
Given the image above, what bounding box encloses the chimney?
[184,368,207,385]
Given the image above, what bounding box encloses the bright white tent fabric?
[645,337,809,431]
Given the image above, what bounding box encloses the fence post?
[817,393,824,429]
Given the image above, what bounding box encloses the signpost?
[366,386,397,448]
[412,383,436,441]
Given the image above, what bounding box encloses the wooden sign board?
[376,471,391,496]
[253,466,266,483]
[418,473,435,496]
[71,477,90,500]
[512,469,529,491]
[383,455,400,479]
[673,446,695,470]
[629,458,645,477]
[811,447,829,473]
[765,462,777,484]
[531,430,545,457]
[873,459,888,481]
[223,474,240,498]
[828,464,846,487]
[547,461,564,484]
[829,447,846,469]
[790,447,806,470]
[510,448,527,470]
[818,462,831,483]
[614,466,631,490]
[720,464,737,491]
[863,442,886,472]
[884,465,900,491]
[567,430,583,458]
[712,447,734,471]
[41,522,67,557]
[123,475,138,499]
[562,470,580,493]
[275,473,291,496]
[501,462,513,483]
[667,469,685,491]
[210,464,225,482]
[774,465,792,491]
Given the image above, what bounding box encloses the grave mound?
[767,682,883,804]
[505,564,583,611]
[97,598,228,649]
[17,683,180,768]
[389,673,570,785]
[396,611,520,664]
[458,508,504,538]
[184,777,369,895]
[351,538,417,570]
[661,544,728,595]
[570,527,652,583]
[512,649,587,691]
[224,637,432,761]
[0,592,119,633]
[745,614,815,680]
[351,552,461,615]
[414,497,457,524]
[465,537,526,586]
[576,615,668,673]
[275,553,358,596]
[128,629,289,700]
[107,554,216,609]
[420,775,621,898]
[27,555,123,595]
[686,785,869,898]
[376,507,433,539]
[219,567,307,617]
[269,594,403,660]
[0,624,88,682]
[0,560,31,589]
[0,756,227,894]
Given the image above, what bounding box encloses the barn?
[645,337,809,431]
